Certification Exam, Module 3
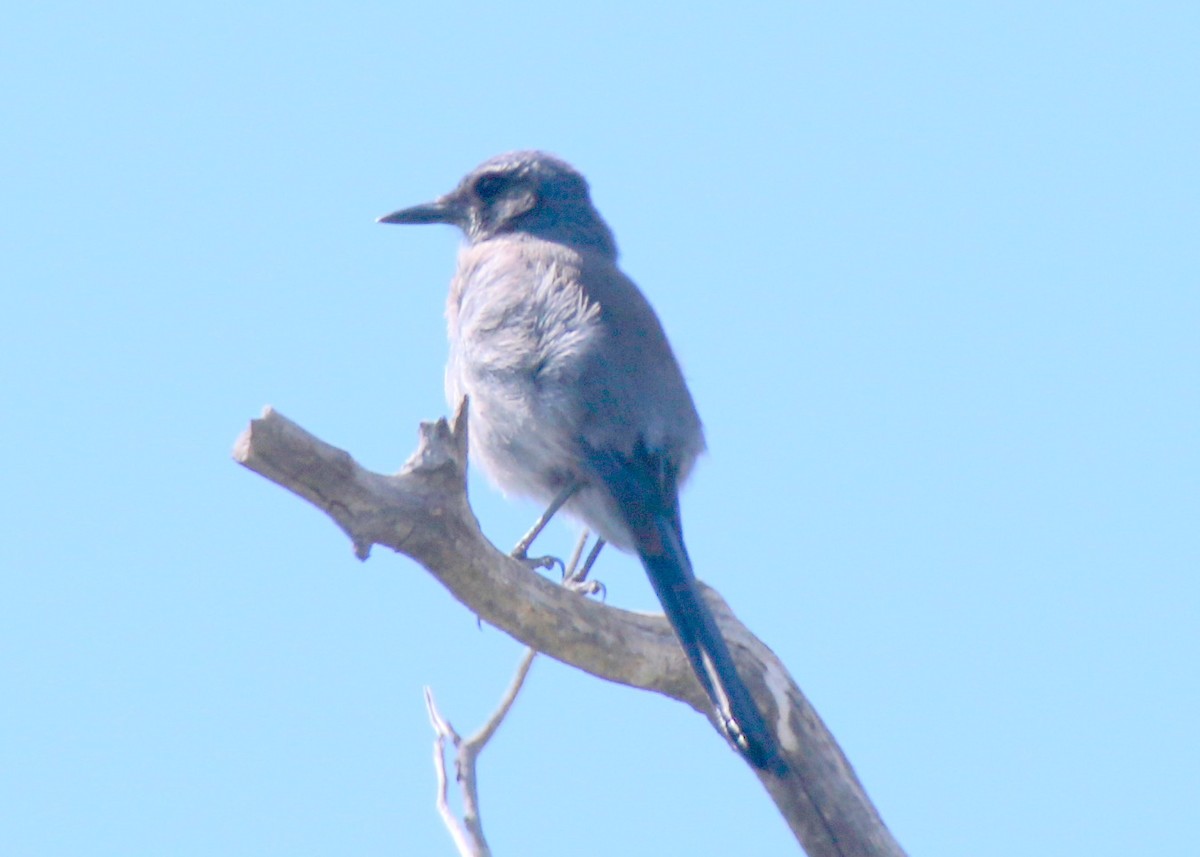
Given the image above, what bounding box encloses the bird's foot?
[511,548,565,575]
[560,535,606,599]
[564,576,606,600]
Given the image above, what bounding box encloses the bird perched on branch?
[379,151,782,772]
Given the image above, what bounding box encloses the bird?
[379,151,783,772]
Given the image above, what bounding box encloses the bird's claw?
[515,553,565,575]
[564,577,606,600]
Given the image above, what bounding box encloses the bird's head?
[379,151,617,257]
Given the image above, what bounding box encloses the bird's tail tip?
[724,715,789,775]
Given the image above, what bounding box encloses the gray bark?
[232,404,907,857]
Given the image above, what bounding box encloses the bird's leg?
[562,530,591,579]
[564,536,607,599]
[510,481,580,572]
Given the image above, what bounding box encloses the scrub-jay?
[379,151,781,772]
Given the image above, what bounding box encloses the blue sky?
[3,3,1197,855]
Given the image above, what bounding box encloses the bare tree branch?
[425,650,537,857]
[465,649,538,751]
[425,687,487,857]
[233,405,907,857]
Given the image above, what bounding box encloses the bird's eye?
[474,173,509,202]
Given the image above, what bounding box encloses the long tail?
[637,513,784,773]
[583,445,784,772]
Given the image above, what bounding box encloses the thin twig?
[466,648,537,749]
[424,688,485,857]
[425,650,539,856]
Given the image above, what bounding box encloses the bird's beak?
[377,195,462,227]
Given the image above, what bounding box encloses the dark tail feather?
[639,515,784,773]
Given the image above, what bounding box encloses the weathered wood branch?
[232,405,906,857]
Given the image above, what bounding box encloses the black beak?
[377,196,463,227]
